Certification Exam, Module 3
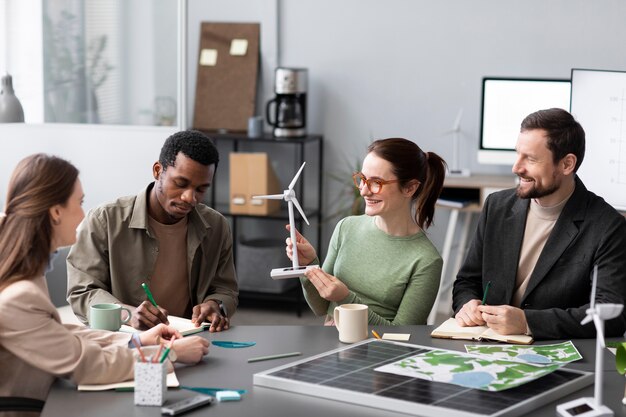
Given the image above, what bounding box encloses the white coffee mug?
[333,303,368,343]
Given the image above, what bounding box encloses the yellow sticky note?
[230,39,248,56]
[382,333,411,341]
[200,49,218,66]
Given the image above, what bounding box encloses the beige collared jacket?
[0,276,136,402]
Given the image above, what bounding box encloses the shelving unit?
[201,132,323,316]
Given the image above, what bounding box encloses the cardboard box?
[229,153,281,215]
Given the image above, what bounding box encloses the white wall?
[276,0,626,176]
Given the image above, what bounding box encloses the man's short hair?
[159,130,219,170]
[521,108,585,172]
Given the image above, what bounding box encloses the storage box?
[236,239,298,293]
[229,153,281,215]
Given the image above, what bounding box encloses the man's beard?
[516,176,559,199]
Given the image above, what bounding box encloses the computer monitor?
[478,77,572,165]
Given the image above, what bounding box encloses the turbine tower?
[253,162,318,279]
[557,265,623,417]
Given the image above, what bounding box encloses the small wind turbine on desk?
[252,162,318,279]
[557,265,623,417]
[446,108,471,177]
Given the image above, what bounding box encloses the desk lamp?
[253,162,317,279]
[556,265,623,417]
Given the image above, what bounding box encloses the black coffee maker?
[266,68,307,137]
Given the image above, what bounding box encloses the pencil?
[371,330,382,340]
[481,281,492,305]
[130,339,147,363]
[141,282,158,307]
[153,342,164,364]
[247,352,302,363]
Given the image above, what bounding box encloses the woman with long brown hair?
[0,154,208,415]
[287,138,446,325]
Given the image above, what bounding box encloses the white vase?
[0,74,25,123]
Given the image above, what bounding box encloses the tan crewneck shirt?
[512,193,572,307]
[147,216,191,317]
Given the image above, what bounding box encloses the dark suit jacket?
[453,176,626,340]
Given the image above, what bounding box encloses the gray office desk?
[42,325,626,417]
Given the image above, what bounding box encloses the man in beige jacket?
[67,130,238,332]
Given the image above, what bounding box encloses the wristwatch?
[210,299,227,317]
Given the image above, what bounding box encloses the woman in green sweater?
[287,138,447,325]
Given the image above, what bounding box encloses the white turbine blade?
[590,264,598,309]
[581,313,593,325]
[252,194,284,200]
[288,162,306,191]
[597,303,624,320]
[593,316,606,348]
[291,197,309,225]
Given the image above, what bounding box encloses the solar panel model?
[254,339,593,417]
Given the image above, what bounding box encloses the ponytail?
[415,152,446,229]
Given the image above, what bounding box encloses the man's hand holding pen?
[455,299,486,327]
[455,280,529,334]
[132,300,170,330]
[478,304,528,335]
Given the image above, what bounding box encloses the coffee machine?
[266,68,307,137]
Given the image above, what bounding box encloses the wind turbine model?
[252,162,318,279]
[447,108,471,177]
[557,265,623,417]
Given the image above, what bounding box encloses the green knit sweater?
[300,215,442,325]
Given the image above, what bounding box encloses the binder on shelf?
[229,153,281,215]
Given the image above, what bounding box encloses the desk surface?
[42,325,626,417]
[444,174,516,189]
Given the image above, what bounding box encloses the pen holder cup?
[134,361,167,406]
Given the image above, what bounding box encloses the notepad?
[120,315,209,336]
[382,333,411,341]
[430,318,533,345]
[77,371,179,391]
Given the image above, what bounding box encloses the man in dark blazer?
[453,108,626,340]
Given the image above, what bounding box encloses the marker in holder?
[134,361,167,406]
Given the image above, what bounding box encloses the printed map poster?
[464,341,582,366]
[375,349,562,392]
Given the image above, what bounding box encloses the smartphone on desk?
[161,394,215,415]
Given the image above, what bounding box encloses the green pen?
[159,345,172,363]
[141,282,158,307]
[481,281,492,305]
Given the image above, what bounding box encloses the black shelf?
[202,131,322,144]
[202,132,323,316]
[213,203,320,220]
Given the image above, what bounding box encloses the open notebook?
[431,318,533,345]
[78,371,179,391]
[120,315,209,336]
